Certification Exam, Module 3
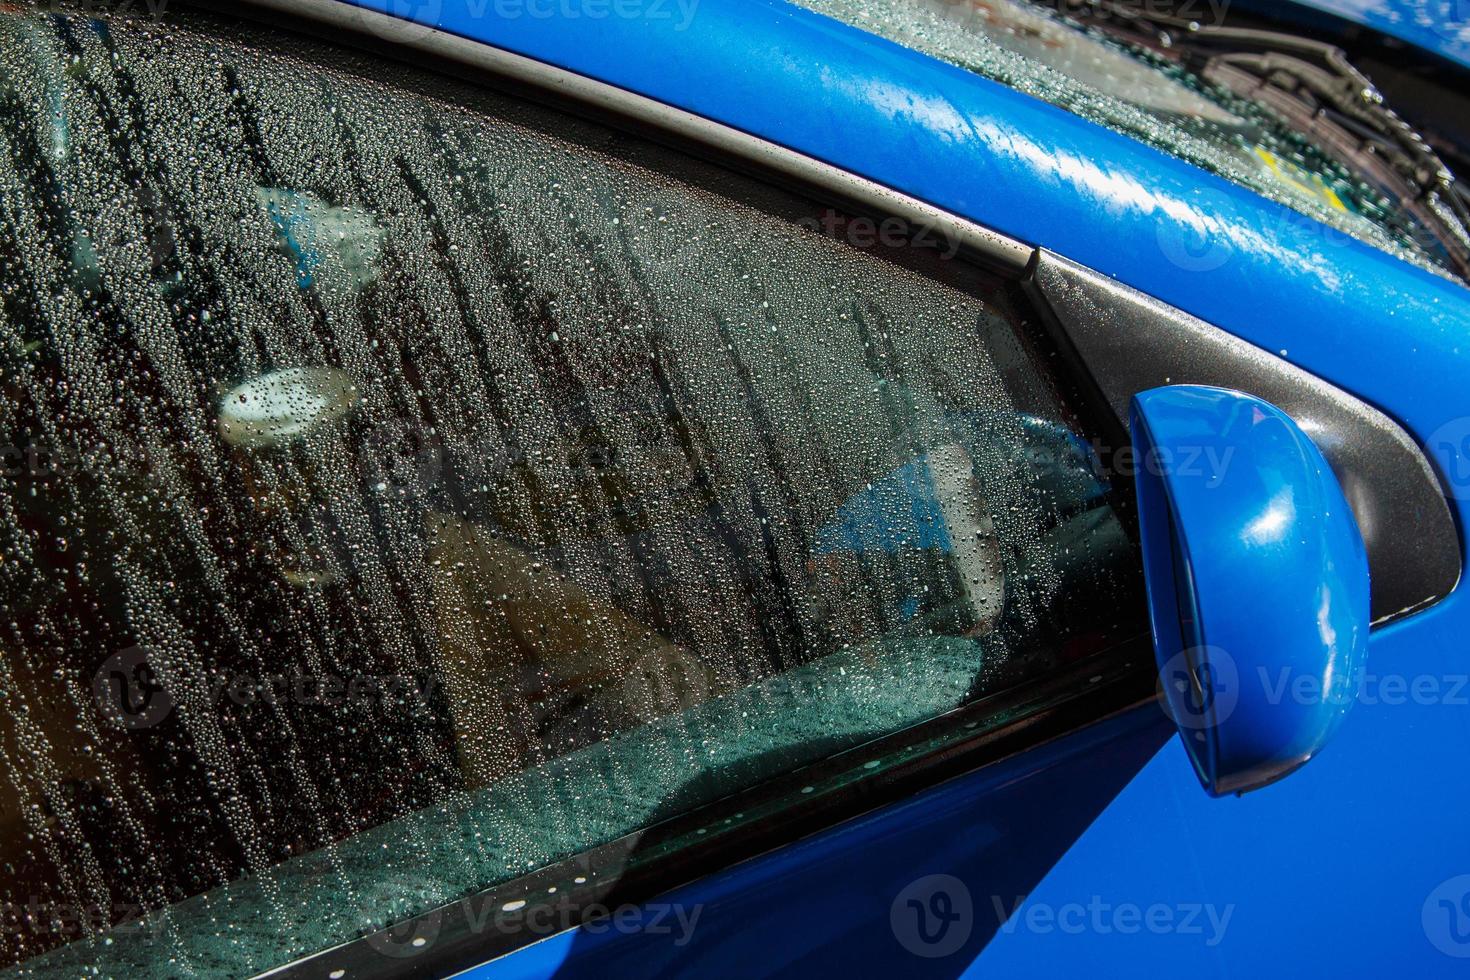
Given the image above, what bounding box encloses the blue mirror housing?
[1130,385,1371,797]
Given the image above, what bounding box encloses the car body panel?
[1266,0,1470,70]
[458,627,1470,978]
[458,705,1178,979]
[339,0,1470,489]
[320,0,1470,974]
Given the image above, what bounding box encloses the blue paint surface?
[1130,385,1371,796]
[1278,0,1470,69]
[336,0,1470,488]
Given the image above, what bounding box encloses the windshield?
[793,0,1469,281]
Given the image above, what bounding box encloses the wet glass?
[795,0,1460,278]
[0,3,1144,974]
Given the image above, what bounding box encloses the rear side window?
[0,3,1144,974]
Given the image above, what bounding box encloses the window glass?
[0,3,1143,974]
[794,0,1464,279]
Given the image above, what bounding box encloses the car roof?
[1275,0,1470,70]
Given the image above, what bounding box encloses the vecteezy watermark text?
[0,897,150,940]
[348,0,700,36]
[889,874,1236,957]
[992,895,1235,947]
[32,0,172,18]
[366,892,703,959]
[797,210,962,260]
[1156,645,1470,732]
[93,645,438,730]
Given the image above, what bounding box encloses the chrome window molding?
[232,0,1038,276]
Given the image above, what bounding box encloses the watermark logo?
[1426,416,1470,501]
[361,417,444,497]
[92,646,174,731]
[345,0,445,43]
[360,875,441,963]
[364,905,444,959]
[1426,2,1470,42]
[1423,875,1470,958]
[891,874,973,958]
[1157,645,1239,731]
[621,649,712,722]
[1157,189,1238,274]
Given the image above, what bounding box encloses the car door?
[0,2,1466,979]
[0,3,1155,976]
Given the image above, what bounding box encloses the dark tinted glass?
[0,4,1144,974]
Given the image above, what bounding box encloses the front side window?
[0,3,1144,974]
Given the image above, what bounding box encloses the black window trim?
[256,647,1158,980]
[221,0,1037,276]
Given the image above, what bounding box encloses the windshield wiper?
[1036,1,1470,279]
[1185,27,1470,268]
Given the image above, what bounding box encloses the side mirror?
[1131,386,1371,796]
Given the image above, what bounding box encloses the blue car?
[0,0,1468,976]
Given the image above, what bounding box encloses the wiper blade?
[1186,28,1445,182]
[1184,25,1470,273]
[1038,1,1470,278]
